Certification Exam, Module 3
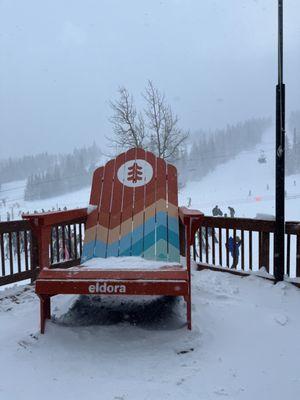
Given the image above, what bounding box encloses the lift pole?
[274,0,285,282]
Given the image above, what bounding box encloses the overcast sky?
[0,0,299,159]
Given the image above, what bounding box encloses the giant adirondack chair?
[24,148,203,333]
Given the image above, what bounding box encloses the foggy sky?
[0,0,299,159]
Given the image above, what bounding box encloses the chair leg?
[39,295,51,334]
[45,296,51,320]
[187,294,192,330]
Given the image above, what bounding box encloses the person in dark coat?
[228,206,235,218]
[212,205,223,217]
[226,236,242,268]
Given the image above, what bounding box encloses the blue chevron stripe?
[82,213,180,261]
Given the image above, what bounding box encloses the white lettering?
[119,285,126,293]
[88,284,95,293]
[88,282,127,294]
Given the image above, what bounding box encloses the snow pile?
[1,270,300,400]
[81,256,183,270]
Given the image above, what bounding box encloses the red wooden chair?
[24,148,203,333]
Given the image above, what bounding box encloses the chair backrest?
[81,148,180,263]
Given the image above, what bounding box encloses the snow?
[87,204,97,215]
[1,269,300,400]
[81,256,183,270]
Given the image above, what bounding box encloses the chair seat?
[38,265,188,281]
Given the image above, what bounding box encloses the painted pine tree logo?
[127,162,143,183]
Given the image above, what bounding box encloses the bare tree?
[109,82,188,160]
[143,81,189,160]
[109,87,146,149]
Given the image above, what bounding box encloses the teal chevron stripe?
[81,213,180,262]
[131,223,144,256]
[81,241,95,262]
[120,226,179,259]
[156,210,167,260]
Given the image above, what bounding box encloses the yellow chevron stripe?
[84,201,179,246]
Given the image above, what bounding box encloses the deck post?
[274,0,285,282]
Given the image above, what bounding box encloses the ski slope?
[179,128,300,221]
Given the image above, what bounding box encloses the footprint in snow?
[214,388,229,396]
[177,348,194,355]
[274,314,288,326]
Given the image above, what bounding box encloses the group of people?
[212,205,235,218]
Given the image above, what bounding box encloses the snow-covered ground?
[1,269,300,400]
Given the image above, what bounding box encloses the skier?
[228,206,235,218]
[266,184,269,191]
[248,190,252,197]
[226,236,242,268]
[187,197,192,208]
[212,205,223,217]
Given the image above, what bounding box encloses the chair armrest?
[22,208,88,227]
[179,206,204,225]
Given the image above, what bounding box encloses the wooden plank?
[36,279,188,296]
[106,151,126,257]
[24,230,29,271]
[67,225,72,259]
[0,269,37,287]
[156,156,168,261]
[54,226,59,263]
[167,164,180,262]
[73,224,77,259]
[50,228,54,264]
[79,223,83,256]
[199,228,203,262]
[82,166,104,260]
[218,227,222,266]
[62,226,66,260]
[286,234,291,277]
[258,231,262,269]
[8,232,13,275]
[131,148,147,257]
[249,231,253,270]
[297,235,300,278]
[0,220,30,234]
[199,216,276,232]
[226,228,229,267]
[205,227,209,264]
[261,232,270,272]
[16,231,21,273]
[212,228,216,265]
[241,230,245,270]
[0,233,5,276]
[143,151,157,260]
[39,268,188,281]
[119,149,135,256]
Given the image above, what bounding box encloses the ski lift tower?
[274,0,285,282]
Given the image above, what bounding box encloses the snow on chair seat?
[23,148,204,333]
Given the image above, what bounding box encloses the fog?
[0,0,299,158]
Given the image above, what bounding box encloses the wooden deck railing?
[0,216,86,286]
[0,215,299,287]
[195,216,300,281]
